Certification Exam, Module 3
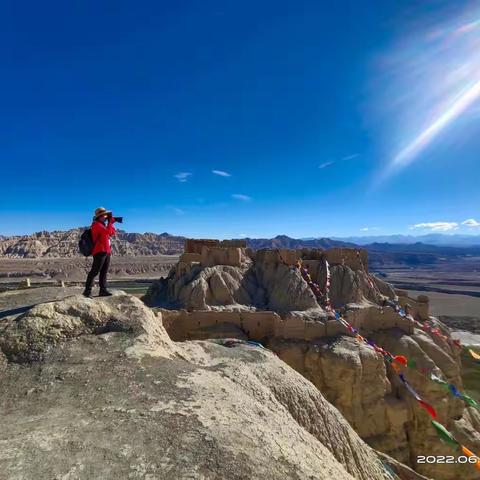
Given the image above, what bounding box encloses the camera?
[108,213,123,223]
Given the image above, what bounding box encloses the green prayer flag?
[460,394,480,408]
[407,358,417,369]
[431,420,459,448]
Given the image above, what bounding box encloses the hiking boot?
[99,290,113,297]
[82,290,92,298]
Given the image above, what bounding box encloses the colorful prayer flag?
[399,374,420,400]
[461,445,480,471]
[417,399,437,419]
[431,420,459,448]
[449,384,462,398]
[430,373,448,387]
[400,374,437,418]
[391,363,401,373]
[394,355,408,366]
[459,393,480,408]
[469,349,480,361]
[407,358,417,369]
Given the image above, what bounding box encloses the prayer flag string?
[293,259,474,410]
[287,252,479,470]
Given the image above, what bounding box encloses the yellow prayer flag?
[469,349,480,361]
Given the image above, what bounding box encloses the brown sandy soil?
[0,286,95,319]
[407,289,480,317]
[375,258,480,295]
[375,265,480,340]
[0,256,178,286]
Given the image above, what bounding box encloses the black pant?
[85,253,111,292]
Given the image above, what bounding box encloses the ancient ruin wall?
[324,248,369,272]
[396,289,430,321]
[159,305,414,344]
[184,238,247,254]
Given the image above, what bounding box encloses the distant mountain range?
[1,231,480,268]
[333,233,480,247]
[243,235,353,250]
[244,236,480,266]
[0,229,186,258]
[0,231,354,258]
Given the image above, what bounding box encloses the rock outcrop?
[0,293,177,363]
[144,245,391,313]
[271,328,480,480]
[144,259,321,313]
[143,242,480,479]
[0,293,401,480]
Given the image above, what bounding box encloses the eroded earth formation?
[142,240,480,480]
[0,240,478,479]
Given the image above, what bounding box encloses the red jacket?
[91,219,116,255]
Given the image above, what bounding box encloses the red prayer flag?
[417,399,437,419]
[394,355,408,366]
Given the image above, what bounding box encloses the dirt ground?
[0,256,178,289]
[407,289,480,317]
[375,258,480,297]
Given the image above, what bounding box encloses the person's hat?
[93,207,112,219]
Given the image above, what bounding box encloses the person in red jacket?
[83,207,116,298]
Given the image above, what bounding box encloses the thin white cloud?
[342,154,359,161]
[319,154,358,170]
[232,194,252,201]
[409,221,459,232]
[462,218,480,228]
[174,172,192,183]
[360,226,380,232]
[212,170,231,177]
[166,206,185,215]
[360,227,370,232]
[319,161,334,169]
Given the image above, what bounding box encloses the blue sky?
[1,0,479,238]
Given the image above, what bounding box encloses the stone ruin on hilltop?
[143,238,429,344]
[142,239,480,480]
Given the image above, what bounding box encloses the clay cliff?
[0,293,412,480]
[143,241,480,480]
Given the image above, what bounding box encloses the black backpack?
[79,228,94,256]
